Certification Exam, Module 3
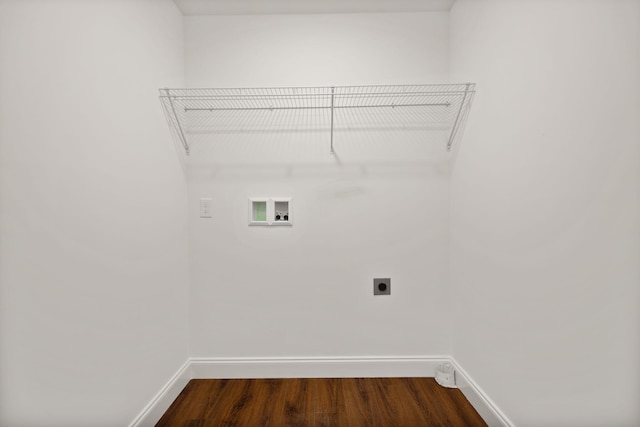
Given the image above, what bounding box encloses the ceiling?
[173,0,456,16]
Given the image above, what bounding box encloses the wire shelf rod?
[160,90,468,97]
[183,103,451,112]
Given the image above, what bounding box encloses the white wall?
[6,2,637,424]
[184,13,455,358]
[0,1,189,426]
[185,13,449,87]
[449,1,640,426]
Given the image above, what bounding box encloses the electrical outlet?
[374,278,391,295]
[200,198,212,218]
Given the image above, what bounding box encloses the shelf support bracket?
[164,89,190,156]
[446,83,471,152]
[330,87,335,155]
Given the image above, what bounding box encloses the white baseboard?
[190,356,448,379]
[128,360,192,427]
[129,355,511,427]
[450,357,514,427]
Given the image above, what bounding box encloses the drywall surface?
[185,13,449,87]
[185,13,454,358]
[449,1,640,426]
[0,1,189,425]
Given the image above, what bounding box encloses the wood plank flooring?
[156,378,487,427]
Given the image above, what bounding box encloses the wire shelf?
[160,84,475,155]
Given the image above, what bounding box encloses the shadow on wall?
[173,101,454,158]
[187,160,451,185]
[181,105,454,182]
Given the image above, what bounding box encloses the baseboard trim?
[450,357,514,427]
[130,356,511,427]
[128,359,192,427]
[190,356,449,379]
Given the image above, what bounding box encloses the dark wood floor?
[156,378,487,427]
